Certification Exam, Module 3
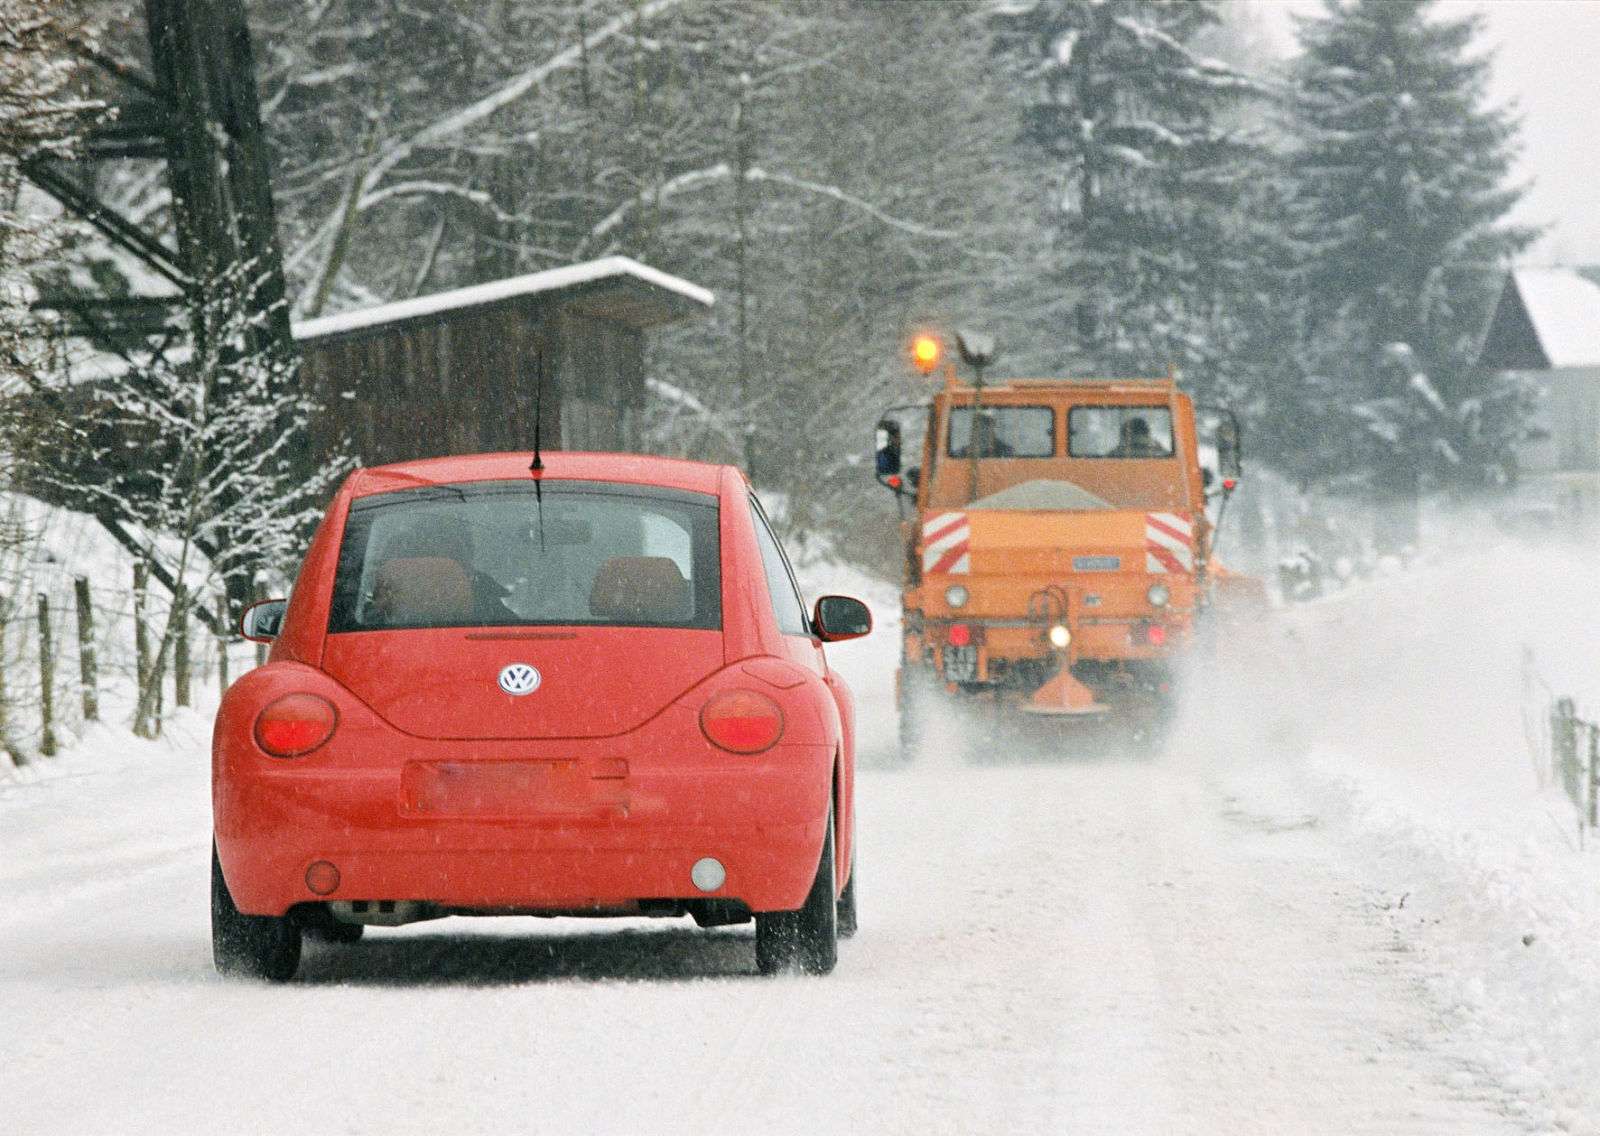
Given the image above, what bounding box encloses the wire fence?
[0,566,246,768]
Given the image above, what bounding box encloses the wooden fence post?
[174,584,191,708]
[216,593,231,690]
[0,617,23,767]
[73,576,99,722]
[37,593,56,757]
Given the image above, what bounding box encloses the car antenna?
[529,349,546,473]
[530,350,547,552]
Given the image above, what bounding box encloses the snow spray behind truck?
[875,332,1259,758]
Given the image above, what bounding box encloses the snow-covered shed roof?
[293,255,714,342]
[1478,268,1600,371]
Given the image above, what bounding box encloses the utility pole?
[21,0,301,626]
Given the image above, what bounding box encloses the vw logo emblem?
[497,663,541,696]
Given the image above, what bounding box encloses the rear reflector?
[305,860,340,896]
[254,693,338,757]
[700,689,784,754]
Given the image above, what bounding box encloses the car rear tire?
[212,844,301,982]
[755,807,838,976]
[836,849,858,939]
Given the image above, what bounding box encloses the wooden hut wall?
[555,309,644,452]
[300,303,552,467]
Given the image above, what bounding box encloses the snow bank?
[1190,542,1600,1132]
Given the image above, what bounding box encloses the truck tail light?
[948,623,972,647]
[254,693,338,757]
[701,689,785,754]
[1146,624,1168,647]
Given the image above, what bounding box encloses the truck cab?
[876,347,1243,755]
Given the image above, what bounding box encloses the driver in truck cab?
[1107,416,1170,459]
[949,412,1013,459]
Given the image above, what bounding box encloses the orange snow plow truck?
[874,332,1259,756]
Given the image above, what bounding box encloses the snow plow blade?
[1022,671,1109,716]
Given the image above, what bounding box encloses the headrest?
[371,557,472,625]
[589,556,691,624]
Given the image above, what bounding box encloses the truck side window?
[749,499,809,636]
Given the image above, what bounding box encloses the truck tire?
[212,844,301,982]
[898,667,937,763]
[755,807,838,976]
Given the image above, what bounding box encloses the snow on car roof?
[294,255,714,341]
[1512,268,1600,368]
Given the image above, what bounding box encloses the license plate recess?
[401,760,624,818]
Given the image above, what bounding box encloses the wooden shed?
[292,256,714,468]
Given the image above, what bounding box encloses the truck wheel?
[755,807,838,976]
[212,844,301,982]
[898,668,936,763]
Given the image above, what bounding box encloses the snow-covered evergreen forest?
[11,0,1535,555]
[0,0,1549,743]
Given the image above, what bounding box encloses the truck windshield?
[948,406,1055,458]
[328,480,722,632]
[1068,407,1175,458]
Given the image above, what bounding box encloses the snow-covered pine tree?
[990,0,1273,395]
[1287,0,1534,514]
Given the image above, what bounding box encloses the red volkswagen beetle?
[212,452,869,981]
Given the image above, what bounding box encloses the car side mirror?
[813,595,872,642]
[240,598,287,643]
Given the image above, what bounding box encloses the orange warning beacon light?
[911,334,941,374]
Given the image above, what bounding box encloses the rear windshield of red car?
[327,480,721,632]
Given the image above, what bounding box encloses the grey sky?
[1251,0,1600,266]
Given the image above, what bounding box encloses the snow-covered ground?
[4,539,1600,1133]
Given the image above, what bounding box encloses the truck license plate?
[944,645,978,683]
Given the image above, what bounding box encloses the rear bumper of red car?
[215,741,832,918]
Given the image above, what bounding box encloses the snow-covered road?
[9,546,1600,1134]
[0,729,1521,1134]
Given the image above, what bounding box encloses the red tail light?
[700,689,785,754]
[1146,624,1168,647]
[254,693,338,757]
[947,623,972,647]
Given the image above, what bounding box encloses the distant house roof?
[292,255,714,343]
[1478,268,1600,371]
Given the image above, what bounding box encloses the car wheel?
[755,807,838,976]
[212,844,301,981]
[836,848,858,940]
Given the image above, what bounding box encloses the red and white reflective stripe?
[1145,512,1194,574]
[921,511,971,575]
